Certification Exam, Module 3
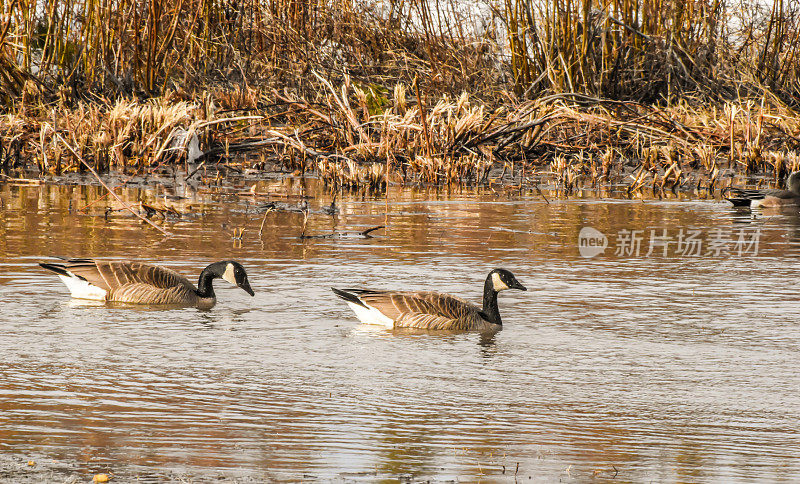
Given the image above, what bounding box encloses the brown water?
[1,179,800,482]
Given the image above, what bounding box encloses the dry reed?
[1,0,799,195]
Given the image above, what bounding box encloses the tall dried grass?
[502,0,800,105]
[0,0,501,106]
[1,0,800,193]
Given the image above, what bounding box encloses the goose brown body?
[344,290,498,331]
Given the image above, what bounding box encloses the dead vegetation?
[1,0,799,195]
[504,0,800,104]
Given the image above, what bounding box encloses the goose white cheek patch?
[491,272,509,291]
[222,263,237,285]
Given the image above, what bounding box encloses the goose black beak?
[241,281,255,296]
[512,281,527,291]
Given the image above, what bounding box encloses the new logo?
[578,226,608,258]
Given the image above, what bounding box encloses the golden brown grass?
[503,0,800,105]
[1,0,799,194]
[3,80,798,195]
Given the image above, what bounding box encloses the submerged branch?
[55,133,172,237]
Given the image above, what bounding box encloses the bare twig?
[258,207,273,237]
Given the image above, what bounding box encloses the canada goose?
[40,258,254,309]
[332,268,526,331]
[726,171,800,208]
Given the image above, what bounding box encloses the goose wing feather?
[62,259,195,292]
[109,283,199,305]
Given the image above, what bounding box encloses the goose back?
[65,259,194,292]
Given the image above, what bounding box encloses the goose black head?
[219,261,255,296]
[489,268,527,292]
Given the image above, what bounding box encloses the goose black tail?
[331,288,368,308]
[725,198,753,207]
[39,262,71,277]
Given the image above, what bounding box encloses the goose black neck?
[196,263,223,298]
[482,276,501,325]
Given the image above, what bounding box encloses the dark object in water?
[724,172,800,209]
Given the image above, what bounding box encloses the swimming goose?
[332,269,526,331]
[40,258,254,309]
[726,171,800,208]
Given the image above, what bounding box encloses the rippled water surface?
[1,180,800,482]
